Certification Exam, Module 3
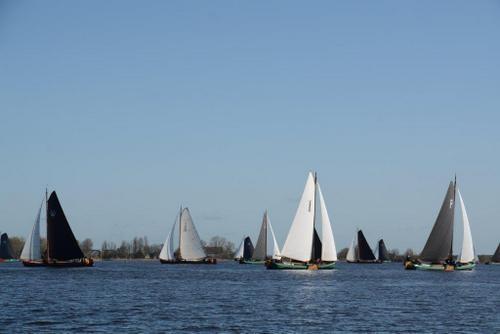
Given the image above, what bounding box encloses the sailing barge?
[240,210,281,264]
[266,172,337,270]
[404,178,476,271]
[21,191,94,267]
[346,229,377,263]
[159,207,216,264]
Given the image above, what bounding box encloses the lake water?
[1,261,498,333]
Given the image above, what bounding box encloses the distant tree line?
[100,235,235,260]
[1,232,495,263]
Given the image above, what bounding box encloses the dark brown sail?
[357,230,375,261]
[243,236,254,260]
[0,233,14,259]
[492,243,500,263]
[377,239,389,262]
[47,191,84,261]
[419,181,455,263]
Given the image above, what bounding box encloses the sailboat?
[266,172,337,270]
[22,191,93,267]
[20,202,45,266]
[240,210,281,264]
[159,207,216,264]
[0,233,17,262]
[486,243,500,264]
[404,178,476,271]
[345,229,377,263]
[234,236,254,262]
[376,239,391,263]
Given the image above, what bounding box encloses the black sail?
[311,228,322,261]
[357,230,376,261]
[378,239,389,262]
[0,233,14,259]
[47,191,84,261]
[243,237,254,260]
[492,243,500,263]
[252,213,268,260]
[420,181,455,263]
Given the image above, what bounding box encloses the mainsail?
[179,208,206,261]
[253,211,281,260]
[458,189,475,263]
[492,243,500,263]
[0,233,14,259]
[243,236,254,260]
[20,203,42,261]
[357,230,376,261]
[280,172,316,262]
[253,212,268,260]
[377,239,389,262]
[47,191,85,261]
[420,181,455,263]
[318,184,337,262]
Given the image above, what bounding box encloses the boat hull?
[409,262,476,271]
[239,259,266,265]
[266,261,335,270]
[22,260,47,267]
[46,258,94,267]
[160,258,217,264]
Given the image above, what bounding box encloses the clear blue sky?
[1,1,499,254]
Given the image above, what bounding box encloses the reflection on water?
[0,261,498,333]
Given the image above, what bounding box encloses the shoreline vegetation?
[2,231,495,263]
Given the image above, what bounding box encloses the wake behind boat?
[266,172,337,270]
[404,178,476,271]
[240,210,281,264]
[159,207,216,264]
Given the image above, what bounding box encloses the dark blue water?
[1,261,498,333]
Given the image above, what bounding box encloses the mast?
[450,175,456,260]
[178,205,182,260]
[264,210,268,259]
[310,172,317,262]
[46,187,49,262]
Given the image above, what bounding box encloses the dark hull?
[22,260,47,267]
[46,258,94,267]
[160,258,217,265]
[346,260,379,264]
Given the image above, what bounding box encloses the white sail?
[318,184,337,261]
[281,172,316,262]
[458,189,475,263]
[267,217,281,259]
[179,208,206,261]
[159,216,178,261]
[20,203,42,261]
[234,237,245,259]
[346,235,357,262]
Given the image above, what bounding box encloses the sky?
[0,1,499,254]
